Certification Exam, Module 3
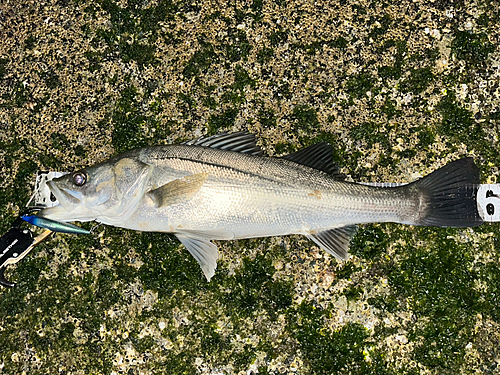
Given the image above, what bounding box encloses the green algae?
[0,57,9,80]
[0,245,117,373]
[368,14,393,41]
[50,132,70,151]
[0,0,499,373]
[40,70,61,90]
[220,66,255,105]
[268,30,288,47]
[223,254,293,318]
[345,72,377,100]
[233,65,256,93]
[451,30,495,67]
[137,232,205,297]
[271,105,323,154]
[435,90,500,165]
[400,67,434,94]
[11,81,31,108]
[364,224,500,372]
[256,47,275,64]
[292,36,349,56]
[335,262,362,281]
[437,90,478,138]
[350,225,389,260]
[377,39,407,82]
[341,284,364,302]
[291,105,319,132]
[11,160,38,204]
[111,84,159,152]
[286,302,388,374]
[86,0,177,68]
[348,122,394,177]
[224,30,252,63]
[183,38,219,80]
[257,108,277,129]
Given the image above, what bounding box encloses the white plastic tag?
[476,184,500,222]
[26,171,69,208]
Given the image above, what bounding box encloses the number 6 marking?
[477,184,500,222]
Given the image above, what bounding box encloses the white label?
[26,171,69,208]
[476,184,500,222]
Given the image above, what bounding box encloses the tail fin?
[405,158,483,228]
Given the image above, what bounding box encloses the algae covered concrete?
[0,0,499,373]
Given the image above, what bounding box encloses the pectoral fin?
[147,173,208,207]
[176,233,218,281]
[306,225,358,260]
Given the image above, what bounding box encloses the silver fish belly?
[40,132,483,280]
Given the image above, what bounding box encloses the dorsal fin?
[281,142,343,178]
[182,132,264,156]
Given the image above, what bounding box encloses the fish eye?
[73,171,87,186]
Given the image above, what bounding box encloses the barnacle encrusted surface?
[0,0,499,373]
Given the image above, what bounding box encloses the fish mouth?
[46,180,82,211]
[39,176,100,223]
[38,181,85,221]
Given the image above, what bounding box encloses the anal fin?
[306,225,358,260]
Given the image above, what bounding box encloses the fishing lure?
[21,214,91,235]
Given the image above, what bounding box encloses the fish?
[39,132,483,280]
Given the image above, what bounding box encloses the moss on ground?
[0,0,499,373]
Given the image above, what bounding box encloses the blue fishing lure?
[22,215,91,235]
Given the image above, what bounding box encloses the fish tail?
[404,158,483,228]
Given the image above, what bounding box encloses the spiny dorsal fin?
[282,142,343,178]
[182,132,264,156]
[306,225,358,260]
